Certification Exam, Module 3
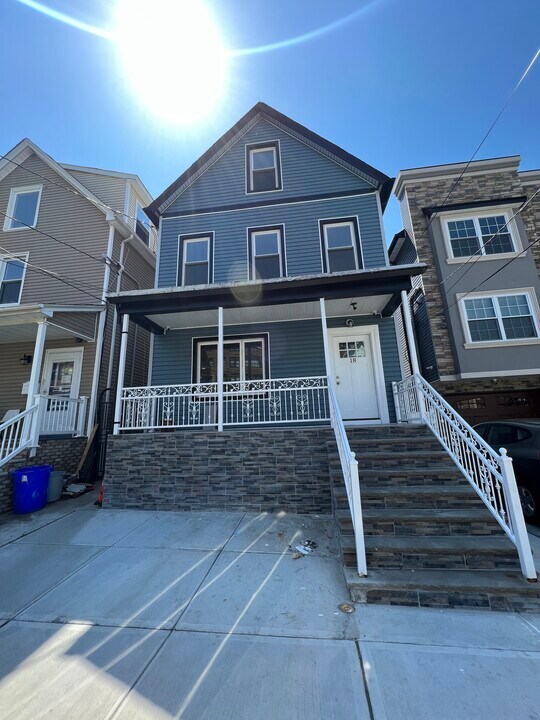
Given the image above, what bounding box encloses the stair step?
[342,425,432,438]
[336,507,502,536]
[345,485,483,510]
[347,436,443,453]
[344,568,540,611]
[338,466,467,486]
[355,535,520,570]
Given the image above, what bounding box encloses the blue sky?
[1,0,539,239]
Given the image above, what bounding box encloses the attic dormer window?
[246,142,282,193]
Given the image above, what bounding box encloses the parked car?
[474,420,540,524]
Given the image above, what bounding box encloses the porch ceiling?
[147,296,392,330]
[0,322,83,344]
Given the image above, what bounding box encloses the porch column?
[25,320,47,411]
[401,290,420,376]
[319,298,332,386]
[217,306,224,432]
[113,313,130,435]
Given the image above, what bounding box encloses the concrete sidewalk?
[0,502,539,719]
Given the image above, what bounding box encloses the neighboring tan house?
[0,138,156,511]
[103,104,540,610]
[391,156,540,425]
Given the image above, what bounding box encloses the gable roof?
[146,102,391,224]
[60,163,153,206]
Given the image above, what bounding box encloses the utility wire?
[0,245,105,303]
[0,210,118,273]
[0,153,153,230]
[412,46,540,249]
[439,187,540,295]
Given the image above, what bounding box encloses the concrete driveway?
[0,496,540,719]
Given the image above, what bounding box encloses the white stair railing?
[393,373,537,581]
[0,405,38,469]
[328,383,367,577]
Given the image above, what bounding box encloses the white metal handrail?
[393,373,536,580]
[0,405,37,468]
[328,383,367,577]
[38,395,88,436]
[120,377,330,430]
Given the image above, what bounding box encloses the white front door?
[330,333,380,421]
[41,349,83,433]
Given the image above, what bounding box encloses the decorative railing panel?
[223,377,329,425]
[120,383,219,430]
[393,374,536,580]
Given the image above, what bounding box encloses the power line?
[412,46,540,249]
[0,246,105,303]
[0,153,153,230]
[439,187,540,295]
[0,210,118,273]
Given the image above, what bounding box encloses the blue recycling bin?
[12,465,53,514]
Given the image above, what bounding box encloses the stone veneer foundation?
[103,428,335,513]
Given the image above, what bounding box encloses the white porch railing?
[328,383,367,577]
[393,373,537,581]
[0,405,38,469]
[38,395,88,436]
[119,377,330,430]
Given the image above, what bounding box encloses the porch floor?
[1,505,540,718]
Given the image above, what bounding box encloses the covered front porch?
[108,266,425,433]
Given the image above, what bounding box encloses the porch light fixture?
[345,318,355,328]
[20,354,32,366]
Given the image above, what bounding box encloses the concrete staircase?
[329,425,540,612]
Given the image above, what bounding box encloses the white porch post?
[217,306,224,431]
[319,298,332,384]
[113,313,130,435]
[26,320,47,412]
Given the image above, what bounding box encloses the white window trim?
[441,207,522,263]
[248,226,286,280]
[0,252,28,307]
[179,235,211,287]
[196,336,268,383]
[457,287,540,348]
[245,141,283,195]
[321,218,362,274]
[3,185,43,232]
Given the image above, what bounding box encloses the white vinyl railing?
[393,373,536,581]
[328,383,367,577]
[0,405,38,469]
[119,377,330,430]
[38,395,88,436]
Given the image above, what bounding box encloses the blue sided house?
[104,103,540,610]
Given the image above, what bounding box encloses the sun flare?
[113,0,228,125]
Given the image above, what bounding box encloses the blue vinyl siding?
[159,193,385,286]
[151,316,400,421]
[167,119,373,213]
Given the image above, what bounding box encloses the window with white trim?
[196,337,267,383]
[248,226,285,280]
[178,235,211,286]
[246,143,281,193]
[135,202,150,246]
[0,255,26,305]
[446,213,515,258]
[320,219,362,273]
[3,186,42,231]
[463,293,538,343]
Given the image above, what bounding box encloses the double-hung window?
[3,185,42,231]
[246,142,282,193]
[178,234,212,286]
[462,292,539,344]
[248,226,285,280]
[135,202,150,246]
[445,213,516,258]
[320,218,362,273]
[0,255,26,305]
[196,336,267,383]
